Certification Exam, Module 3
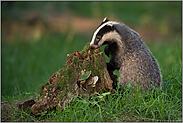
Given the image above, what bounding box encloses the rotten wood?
[30,44,117,115]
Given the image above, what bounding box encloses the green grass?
[1,33,89,96]
[1,33,182,121]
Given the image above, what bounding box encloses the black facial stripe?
[93,25,114,45]
[94,36,101,45]
[97,25,113,37]
[93,25,113,45]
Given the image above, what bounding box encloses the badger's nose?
[89,44,99,49]
[89,45,94,49]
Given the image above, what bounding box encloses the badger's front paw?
[104,45,111,57]
[106,63,115,72]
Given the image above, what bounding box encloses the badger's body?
[89,17,162,90]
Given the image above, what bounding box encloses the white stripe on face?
[90,21,119,46]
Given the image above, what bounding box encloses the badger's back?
[114,23,162,90]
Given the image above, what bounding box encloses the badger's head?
[89,17,122,50]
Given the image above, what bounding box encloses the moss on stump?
[31,42,117,115]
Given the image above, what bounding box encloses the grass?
[1,33,89,96]
[1,33,182,121]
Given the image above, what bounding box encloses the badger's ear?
[107,23,112,27]
[106,23,114,31]
[103,17,109,22]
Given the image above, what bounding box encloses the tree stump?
[31,43,117,115]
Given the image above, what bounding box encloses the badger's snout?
[89,44,94,49]
[89,44,99,49]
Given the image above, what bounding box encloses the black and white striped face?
[89,17,121,49]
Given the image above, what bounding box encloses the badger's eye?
[96,36,101,41]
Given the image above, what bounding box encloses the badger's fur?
[89,17,162,90]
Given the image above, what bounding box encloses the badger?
[89,17,162,91]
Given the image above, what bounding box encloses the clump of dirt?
[31,42,118,115]
[1,99,36,122]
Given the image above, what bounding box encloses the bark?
[31,43,117,115]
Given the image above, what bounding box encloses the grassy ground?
[1,34,182,121]
[1,1,182,122]
[1,33,89,96]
